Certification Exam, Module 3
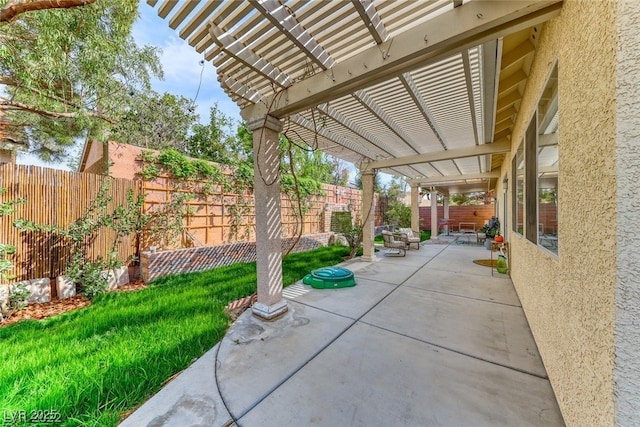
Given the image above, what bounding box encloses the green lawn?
[0,245,351,427]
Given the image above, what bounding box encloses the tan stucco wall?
[496,1,618,425]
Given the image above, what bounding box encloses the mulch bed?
[225,293,257,321]
[1,279,148,328]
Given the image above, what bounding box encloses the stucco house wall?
[614,1,640,424]
[495,1,621,425]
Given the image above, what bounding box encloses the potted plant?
[479,217,500,249]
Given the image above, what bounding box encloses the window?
[511,63,559,255]
[512,142,524,235]
[537,65,559,254]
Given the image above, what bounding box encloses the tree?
[111,90,198,153]
[0,0,96,23]
[378,177,408,225]
[280,136,343,185]
[187,104,249,164]
[449,192,488,206]
[330,157,350,186]
[354,170,382,193]
[0,0,162,160]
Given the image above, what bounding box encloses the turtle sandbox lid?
[302,267,356,289]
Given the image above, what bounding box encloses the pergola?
[147,0,563,319]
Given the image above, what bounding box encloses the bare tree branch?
[0,98,114,124]
[0,0,97,23]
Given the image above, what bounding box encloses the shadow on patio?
[121,240,564,427]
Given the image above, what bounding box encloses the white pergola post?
[443,195,450,235]
[360,168,376,262]
[247,116,288,320]
[430,189,438,240]
[411,185,420,234]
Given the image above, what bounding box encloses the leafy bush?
[8,283,29,311]
[386,201,411,227]
[73,261,110,300]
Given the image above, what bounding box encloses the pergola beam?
[287,114,378,160]
[157,0,178,19]
[482,39,501,144]
[368,140,511,169]
[168,0,200,29]
[316,104,396,157]
[241,0,562,121]
[408,171,500,186]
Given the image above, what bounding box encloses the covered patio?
[124,0,640,424]
[145,0,562,320]
[121,240,563,426]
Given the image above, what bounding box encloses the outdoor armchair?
[398,228,421,250]
[381,230,406,257]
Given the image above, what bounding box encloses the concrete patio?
[120,239,564,427]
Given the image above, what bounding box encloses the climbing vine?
[137,147,324,245]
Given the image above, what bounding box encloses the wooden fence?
[140,172,363,249]
[0,164,141,282]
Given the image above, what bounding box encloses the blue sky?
[132,3,241,124]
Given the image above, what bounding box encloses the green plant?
[342,225,363,259]
[386,201,411,227]
[140,162,161,181]
[73,260,110,300]
[8,283,29,311]
[479,217,501,239]
[157,148,197,179]
[142,192,193,249]
[0,188,27,320]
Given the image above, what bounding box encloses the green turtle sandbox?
[302,267,356,289]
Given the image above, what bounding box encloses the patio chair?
[397,228,421,250]
[381,230,406,257]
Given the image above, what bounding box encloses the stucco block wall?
[140,233,333,282]
[497,1,618,425]
[614,1,640,424]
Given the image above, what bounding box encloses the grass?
[0,245,352,427]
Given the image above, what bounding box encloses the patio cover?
[148,0,564,319]
[147,0,562,192]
